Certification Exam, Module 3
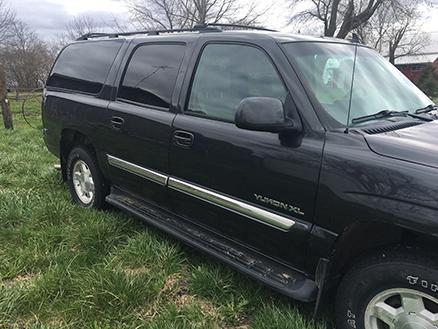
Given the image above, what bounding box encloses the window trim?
[116,41,187,111]
[184,41,290,124]
[46,40,123,96]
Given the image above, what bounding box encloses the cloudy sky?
[9,0,129,39]
[8,0,438,41]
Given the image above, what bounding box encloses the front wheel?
[66,146,108,209]
[336,249,438,329]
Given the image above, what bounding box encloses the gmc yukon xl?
[43,24,438,329]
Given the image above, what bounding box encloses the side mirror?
[235,97,297,133]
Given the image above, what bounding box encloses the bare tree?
[124,0,267,30]
[357,0,429,64]
[180,0,264,26]
[0,0,15,44]
[63,15,105,41]
[4,21,54,90]
[125,0,188,29]
[290,0,392,39]
[49,14,107,55]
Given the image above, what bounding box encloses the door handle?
[173,130,194,148]
[110,116,124,130]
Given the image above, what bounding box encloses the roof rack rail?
[76,23,277,41]
[195,23,277,32]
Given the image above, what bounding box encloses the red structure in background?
[395,32,438,83]
[397,57,438,82]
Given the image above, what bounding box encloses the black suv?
[43,24,438,329]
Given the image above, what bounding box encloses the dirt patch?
[136,272,195,320]
[229,314,251,329]
[2,273,36,286]
[123,266,151,276]
[174,293,195,308]
[161,272,189,296]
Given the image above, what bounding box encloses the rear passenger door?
[105,42,187,204]
[168,41,324,268]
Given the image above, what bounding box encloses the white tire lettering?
[347,319,357,328]
[407,275,419,285]
[347,310,357,328]
[406,275,438,294]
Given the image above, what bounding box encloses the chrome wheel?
[72,160,95,205]
[365,288,438,329]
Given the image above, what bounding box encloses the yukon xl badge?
[254,194,305,216]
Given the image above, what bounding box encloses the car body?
[42,25,438,329]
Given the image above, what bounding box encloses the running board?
[106,187,318,302]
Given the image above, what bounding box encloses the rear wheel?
[66,146,108,208]
[336,249,438,329]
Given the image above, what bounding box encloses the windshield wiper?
[415,104,437,114]
[351,110,408,124]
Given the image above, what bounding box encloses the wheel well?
[330,222,438,279]
[59,129,94,181]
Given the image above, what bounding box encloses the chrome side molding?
[107,154,168,186]
[168,177,295,231]
[107,154,296,231]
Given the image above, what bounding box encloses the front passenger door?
[169,42,324,268]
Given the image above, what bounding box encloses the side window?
[187,44,288,122]
[118,44,186,109]
[47,40,123,94]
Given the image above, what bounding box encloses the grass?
[0,94,331,328]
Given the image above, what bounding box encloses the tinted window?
[118,44,185,108]
[187,44,287,122]
[47,40,122,94]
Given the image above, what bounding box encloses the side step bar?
[106,187,318,302]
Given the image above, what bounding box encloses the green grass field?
[0,96,331,328]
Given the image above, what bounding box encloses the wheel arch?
[330,221,438,280]
[59,129,95,181]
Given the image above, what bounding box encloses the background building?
[396,31,438,82]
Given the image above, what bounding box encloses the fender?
[345,192,438,238]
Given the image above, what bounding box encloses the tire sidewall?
[336,254,438,329]
[66,147,106,209]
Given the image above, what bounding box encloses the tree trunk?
[1,98,13,129]
[326,0,341,37]
[389,42,395,65]
[0,67,14,129]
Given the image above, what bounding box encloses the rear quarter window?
[47,40,123,94]
[117,43,186,109]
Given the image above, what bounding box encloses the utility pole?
[0,65,13,129]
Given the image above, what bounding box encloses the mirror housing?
[235,97,297,133]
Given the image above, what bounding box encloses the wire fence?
[20,89,43,128]
[3,88,43,129]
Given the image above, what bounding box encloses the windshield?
[283,42,433,126]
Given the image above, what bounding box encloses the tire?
[336,249,438,329]
[66,146,108,209]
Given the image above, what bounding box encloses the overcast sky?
[8,0,438,41]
